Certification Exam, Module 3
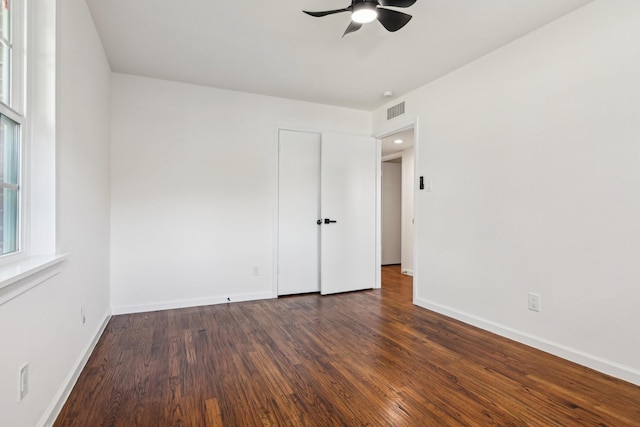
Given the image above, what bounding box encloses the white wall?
[382,161,402,265]
[373,0,640,385]
[110,74,371,313]
[56,0,112,376]
[0,1,112,426]
[401,148,414,274]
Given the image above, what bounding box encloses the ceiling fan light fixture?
[351,3,378,24]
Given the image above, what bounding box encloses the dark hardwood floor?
[54,266,640,426]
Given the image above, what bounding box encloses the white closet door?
[277,130,320,295]
[320,132,377,295]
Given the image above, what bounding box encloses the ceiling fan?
[303,0,417,37]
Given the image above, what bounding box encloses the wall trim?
[415,298,640,387]
[40,311,111,427]
[112,291,276,315]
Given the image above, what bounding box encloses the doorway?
[380,127,415,276]
[382,157,402,265]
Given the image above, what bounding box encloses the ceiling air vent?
[387,101,405,120]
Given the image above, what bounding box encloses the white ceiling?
[85,0,592,111]
[382,128,414,157]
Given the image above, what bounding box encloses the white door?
[278,130,377,296]
[320,132,377,295]
[277,130,321,295]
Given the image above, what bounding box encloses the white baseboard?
[401,269,414,276]
[111,291,276,315]
[40,311,112,427]
[415,298,640,387]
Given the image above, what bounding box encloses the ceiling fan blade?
[342,21,362,37]
[303,8,350,18]
[378,0,416,7]
[376,7,412,32]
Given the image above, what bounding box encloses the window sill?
[0,253,68,306]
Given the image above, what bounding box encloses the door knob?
[324,218,337,224]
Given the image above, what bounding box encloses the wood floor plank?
[54,266,640,426]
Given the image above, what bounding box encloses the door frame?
[373,117,419,304]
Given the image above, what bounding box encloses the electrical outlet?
[252,265,260,276]
[81,305,87,325]
[528,293,541,312]
[19,363,29,401]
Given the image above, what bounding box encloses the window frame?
[0,0,26,264]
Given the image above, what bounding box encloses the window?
[0,0,23,258]
[0,114,18,254]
